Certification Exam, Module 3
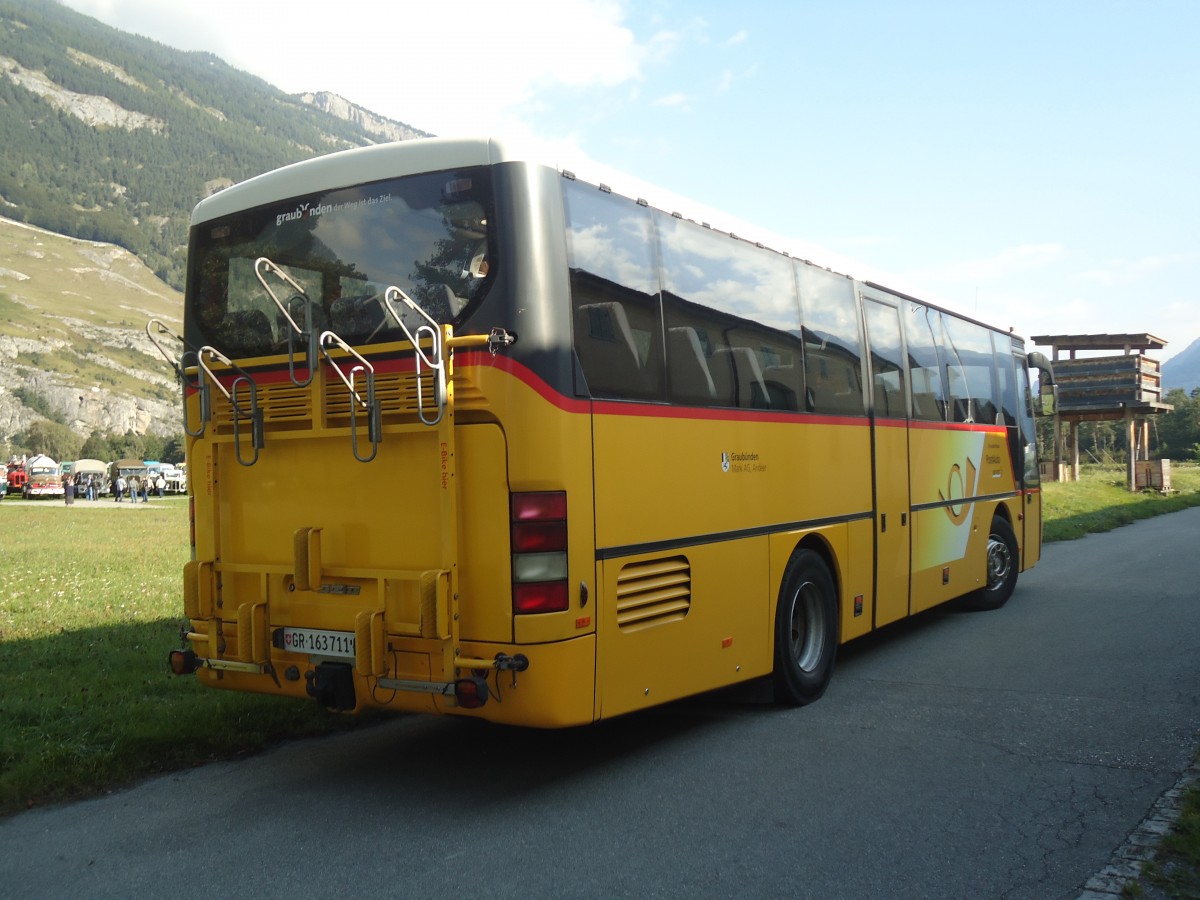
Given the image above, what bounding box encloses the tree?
[161,433,186,464]
[17,419,83,462]
[79,429,114,461]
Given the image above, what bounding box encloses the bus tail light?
[454,676,490,709]
[169,649,198,675]
[511,491,568,614]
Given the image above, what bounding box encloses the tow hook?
[306,662,356,711]
[495,653,529,673]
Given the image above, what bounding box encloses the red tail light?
[511,491,568,615]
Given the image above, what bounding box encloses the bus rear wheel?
[961,517,1019,611]
[772,550,838,706]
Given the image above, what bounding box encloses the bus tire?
[961,517,1019,611]
[772,550,838,706]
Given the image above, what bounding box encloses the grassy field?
[3,466,1200,889]
[1043,462,1200,540]
[0,497,369,814]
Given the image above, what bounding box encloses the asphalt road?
[2,507,1198,900]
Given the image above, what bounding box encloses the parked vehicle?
[72,458,109,498]
[22,454,64,499]
[5,460,26,495]
[162,465,187,494]
[108,458,148,497]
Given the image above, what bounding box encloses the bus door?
[862,295,911,627]
[1014,354,1042,568]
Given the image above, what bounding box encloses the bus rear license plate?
[281,627,356,658]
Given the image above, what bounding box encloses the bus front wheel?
[961,517,1019,611]
[772,550,838,706]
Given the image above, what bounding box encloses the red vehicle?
[5,461,27,495]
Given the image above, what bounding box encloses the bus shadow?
[291,603,990,810]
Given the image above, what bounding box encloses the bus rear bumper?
[179,630,599,728]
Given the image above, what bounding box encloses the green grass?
[3,462,1200,895]
[0,500,371,815]
[1142,781,1200,898]
[1042,463,1200,541]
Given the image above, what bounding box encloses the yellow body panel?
[595,539,771,718]
[872,421,912,627]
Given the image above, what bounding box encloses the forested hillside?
[0,0,431,455]
[0,0,428,290]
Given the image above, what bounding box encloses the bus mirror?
[1038,382,1058,417]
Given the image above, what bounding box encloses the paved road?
[2,508,1198,899]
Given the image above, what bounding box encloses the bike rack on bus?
[146,319,210,439]
[382,286,446,426]
[319,330,381,463]
[196,346,264,466]
[254,257,319,388]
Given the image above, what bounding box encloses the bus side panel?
[590,412,871,718]
[590,413,873,550]
[1025,489,1042,570]
[595,538,770,719]
[908,426,1012,612]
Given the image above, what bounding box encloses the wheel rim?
[985,534,1013,592]
[788,580,826,673]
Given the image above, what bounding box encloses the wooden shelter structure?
[1031,333,1173,491]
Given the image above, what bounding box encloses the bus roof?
[189,136,1029,342]
[191,137,532,226]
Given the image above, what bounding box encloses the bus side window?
[573,295,654,399]
[668,325,719,404]
[795,262,865,417]
[717,345,771,409]
[905,303,948,422]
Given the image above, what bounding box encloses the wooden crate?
[1135,459,1172,492]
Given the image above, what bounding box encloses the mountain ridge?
[1162,337,1200,394]
[0,0,430,448]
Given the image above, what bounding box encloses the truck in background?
[22,454,64,499]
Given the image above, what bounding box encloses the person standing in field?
[116,475,126,502]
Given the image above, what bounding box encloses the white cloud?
[1075,252,1195,287]
[60,0,649,136]
[910,243,1066,284]
[652,92,690,109]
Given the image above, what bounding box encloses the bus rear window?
[186,168,497,358]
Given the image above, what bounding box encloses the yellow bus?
[162,137,1053,727]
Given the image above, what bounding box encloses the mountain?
[1162,337,1200,394]
[0,215,182,439]
[0,0,430,445]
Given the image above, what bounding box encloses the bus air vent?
[616,557,691,631]
[212,381,312,431]
[325,369,436,420]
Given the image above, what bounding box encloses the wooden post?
[1125,407,1136,491]
[1070,420,1080,481]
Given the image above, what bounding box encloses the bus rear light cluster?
[511,491,569,614]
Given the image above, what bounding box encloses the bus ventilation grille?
[616,556,691,631]
[212,381,312,432]
[325,370,437,420]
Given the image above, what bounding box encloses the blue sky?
[61,0,1200,359]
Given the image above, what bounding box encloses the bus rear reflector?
[511,491,568,615]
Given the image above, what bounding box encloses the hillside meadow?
[2,465,1200,818]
